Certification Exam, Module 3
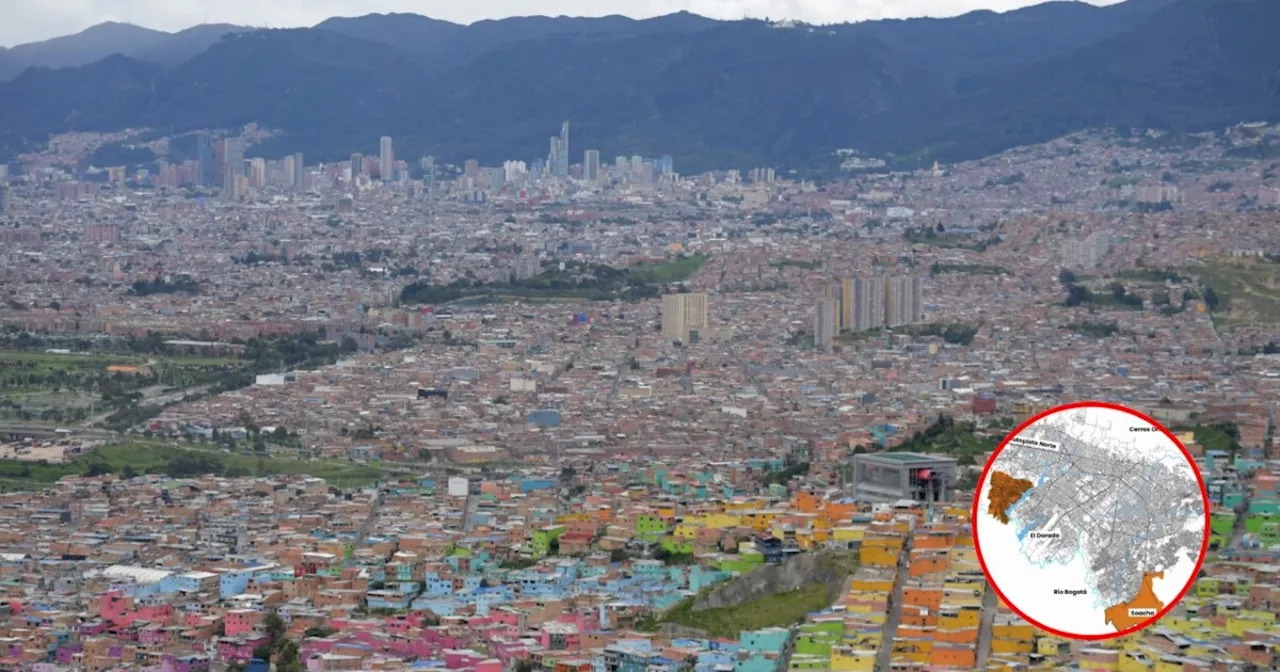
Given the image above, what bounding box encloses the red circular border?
[969,400,1211,641]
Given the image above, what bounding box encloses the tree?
[263,613,286,643]
[272,426,290,442]
[121,465,137,480]
[1204,286,1220,311]
[277,640,303,672]
[1058,269,1076,285]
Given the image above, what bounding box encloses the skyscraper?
[222,136,244,183]
[814,296,840,351]
[293,153,305,189]
[584,150,600,183]
[852,276,887,332]
[885,276,924,328]
[196,132,214,187]
[379,136,394,181]
[0,184,11,214]
[350,153,364,180]
[840,277,854,330]
[557,122,570,177]
[662,293,708,343]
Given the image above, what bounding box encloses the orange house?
[929,645,976,667]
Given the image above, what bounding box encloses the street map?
[974,403,1208,638]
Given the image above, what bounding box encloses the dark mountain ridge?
[0,21,251,81]
[0,0,1276,174]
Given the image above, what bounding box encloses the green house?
[635,515,668,543]
[532,525,566,558]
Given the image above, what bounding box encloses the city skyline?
[0,0,1126,48]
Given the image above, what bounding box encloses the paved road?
[874,533,912,672]
[0,423,116,439]
[460,493,480,533]
[974,580,999,667]
[356,490,386,543]
[1226,487,1253,550]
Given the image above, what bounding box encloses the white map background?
[974,405,1206,636]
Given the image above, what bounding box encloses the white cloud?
[0,0,1121,47]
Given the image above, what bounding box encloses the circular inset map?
[972,401,1209,640]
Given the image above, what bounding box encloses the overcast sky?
[2,0,1122,47]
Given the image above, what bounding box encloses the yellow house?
[938,606,980,630]
[723,499,761,513]
[1036,638,1063,657]
[673,523,702,540]
[892,638,933,663]
[941,589,982,609]
[992,623,1035,642]
[850,577,894,593]
[1117,651,1155,672]
[829,647,875,672]
[1226,610,1276,636]
[703,513,741,529]
[991,639,1033,655]
[832,527,866,543]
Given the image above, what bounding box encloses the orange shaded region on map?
[1104,571,1165,631]
[986,471,1034,524]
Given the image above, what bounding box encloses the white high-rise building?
[885,276,924,328]
[1062,231,1112,269]
[662,293,709,343]
[557,122,570,177]
[503,160,528,183]
[852,276,886,332]
[814,296,840,351]
[379,136,394,181]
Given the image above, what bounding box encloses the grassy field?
[630,254,710,283]
[892,418,998,466]
[769,259,823,270]
[1179,425,1235,453]
[0,440,384,489]
[1190,257,1280,327]
[0,349,253,423]
[658,584,834,637]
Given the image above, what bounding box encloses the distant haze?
[2,0,1124,47]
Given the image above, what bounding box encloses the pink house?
[486,639,532,665]
[384,637,436,659]
[217,636,268,662]
[139,626,169,645]
[138,604,175,623]
[225,610,261,637]
[99,591,134,625]
[443,650,487,669]
[80,621,111,637]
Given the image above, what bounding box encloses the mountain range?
[0,0,1278,174]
